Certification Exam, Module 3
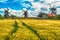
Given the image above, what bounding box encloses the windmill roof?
[47,14,56,17]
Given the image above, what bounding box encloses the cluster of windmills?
[3,4,57,19]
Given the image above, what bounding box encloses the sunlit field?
[0,19,60,40]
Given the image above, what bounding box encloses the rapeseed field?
[0,19,60,40]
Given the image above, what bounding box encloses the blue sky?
[0,0,60,17]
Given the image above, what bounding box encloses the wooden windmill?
[4,8,9,18]
[49,4,57,15]
[23,10,28,18]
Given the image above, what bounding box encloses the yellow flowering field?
[0,19,60,40]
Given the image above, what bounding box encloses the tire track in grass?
[10,21,19,35]
[22,22,43,40]
[50,32,57,40]
[5,21,19,40]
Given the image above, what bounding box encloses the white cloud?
[53,2,60,7]
[45,0,54,4]
[44,0,60,7]
[23,8,27,11]
[8,8,24,17]
[25,0,34,2]
[0,0,7,3]
[22,3,31,8]
[57,8,60,14]
[13,0,34,3]
[31,2,41,13]
[0,8,4,11]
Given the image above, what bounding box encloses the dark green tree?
[0,14,3,19]
[57,15,60,19]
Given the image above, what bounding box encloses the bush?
[11,15,16,19]
[57,15,60,19]
[0,14,3,19]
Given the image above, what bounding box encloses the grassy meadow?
[0,19,60,40]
